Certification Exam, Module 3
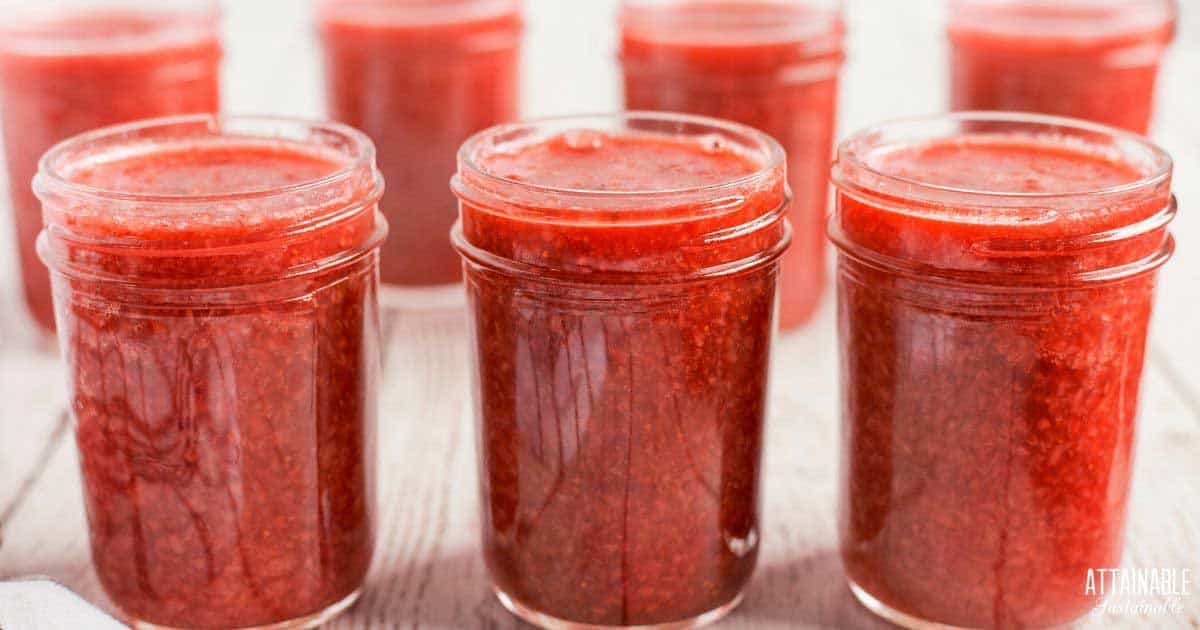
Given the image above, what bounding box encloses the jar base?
[849,580,966,630]
[493,587,743,630]
[381,281,464,312]
[126,587,361,630]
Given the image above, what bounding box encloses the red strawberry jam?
[0,2,221,335]
[948,0,1176,133]
[318,0,521,294]
[35,116,385,630]
[620,0,844,329]
[829,113,1175,629]
[452,113,790,627]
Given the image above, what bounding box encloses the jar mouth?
[457,111,786,207]
[948,0,1177,38]
[833,111,1172,209]
[452,219,792,285]
[0,1,219,57]
[317,0,521,24]
[37,113,377,205]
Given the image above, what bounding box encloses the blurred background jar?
[620,0,845,330]
[948,0,1177,133]
[0,0,221,342]
[318,0,523,309]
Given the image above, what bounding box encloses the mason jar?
[830,112,1175,629]
[453,112,791,628]
[35,115,385,629]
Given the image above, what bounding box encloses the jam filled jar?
[948,0,1177,134]
[0,0,221,337]
[830,112,1175,629]
[452,113,790,628]
[620,0,844,330]
[318,0,522,303]
[35,115,385,630]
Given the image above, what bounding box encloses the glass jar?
[0,0,221,339]
[829,112,1175,629]
[619,0,844,330]
[35,115,385,630]
[452,112,790,628]
[948,0,1177,133]
[318,0,522,305]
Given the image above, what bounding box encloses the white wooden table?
[0,1,1198,628]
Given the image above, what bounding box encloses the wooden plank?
[0,418,102,601]
[0,350,68,541]
[1090,359,1200,628]
[0,580,124,630]
[0,412,68,532]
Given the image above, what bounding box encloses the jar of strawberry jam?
[452,113,790,628]
[948,0,1177,134]
[620,0,844,330]
[0,0,221,338]
[35,115,385,629]
[318,0,522,306]
[830,112,1175,629]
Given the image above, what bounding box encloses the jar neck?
[39,186,386,292]
[35,116,386,288]
[830,161,1174,287]
[0,43,221,93]
[0,2,220,59]
[453,171,791,283]
[829,113,1176,285]
[620,0,844,78]
[948,0,1177,57]
[452,114,792,282]
[317,0,522,55]
[318,0,520,20]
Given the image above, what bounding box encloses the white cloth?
[0,580,125,630]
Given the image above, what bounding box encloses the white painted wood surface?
[1,1,1198,628]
